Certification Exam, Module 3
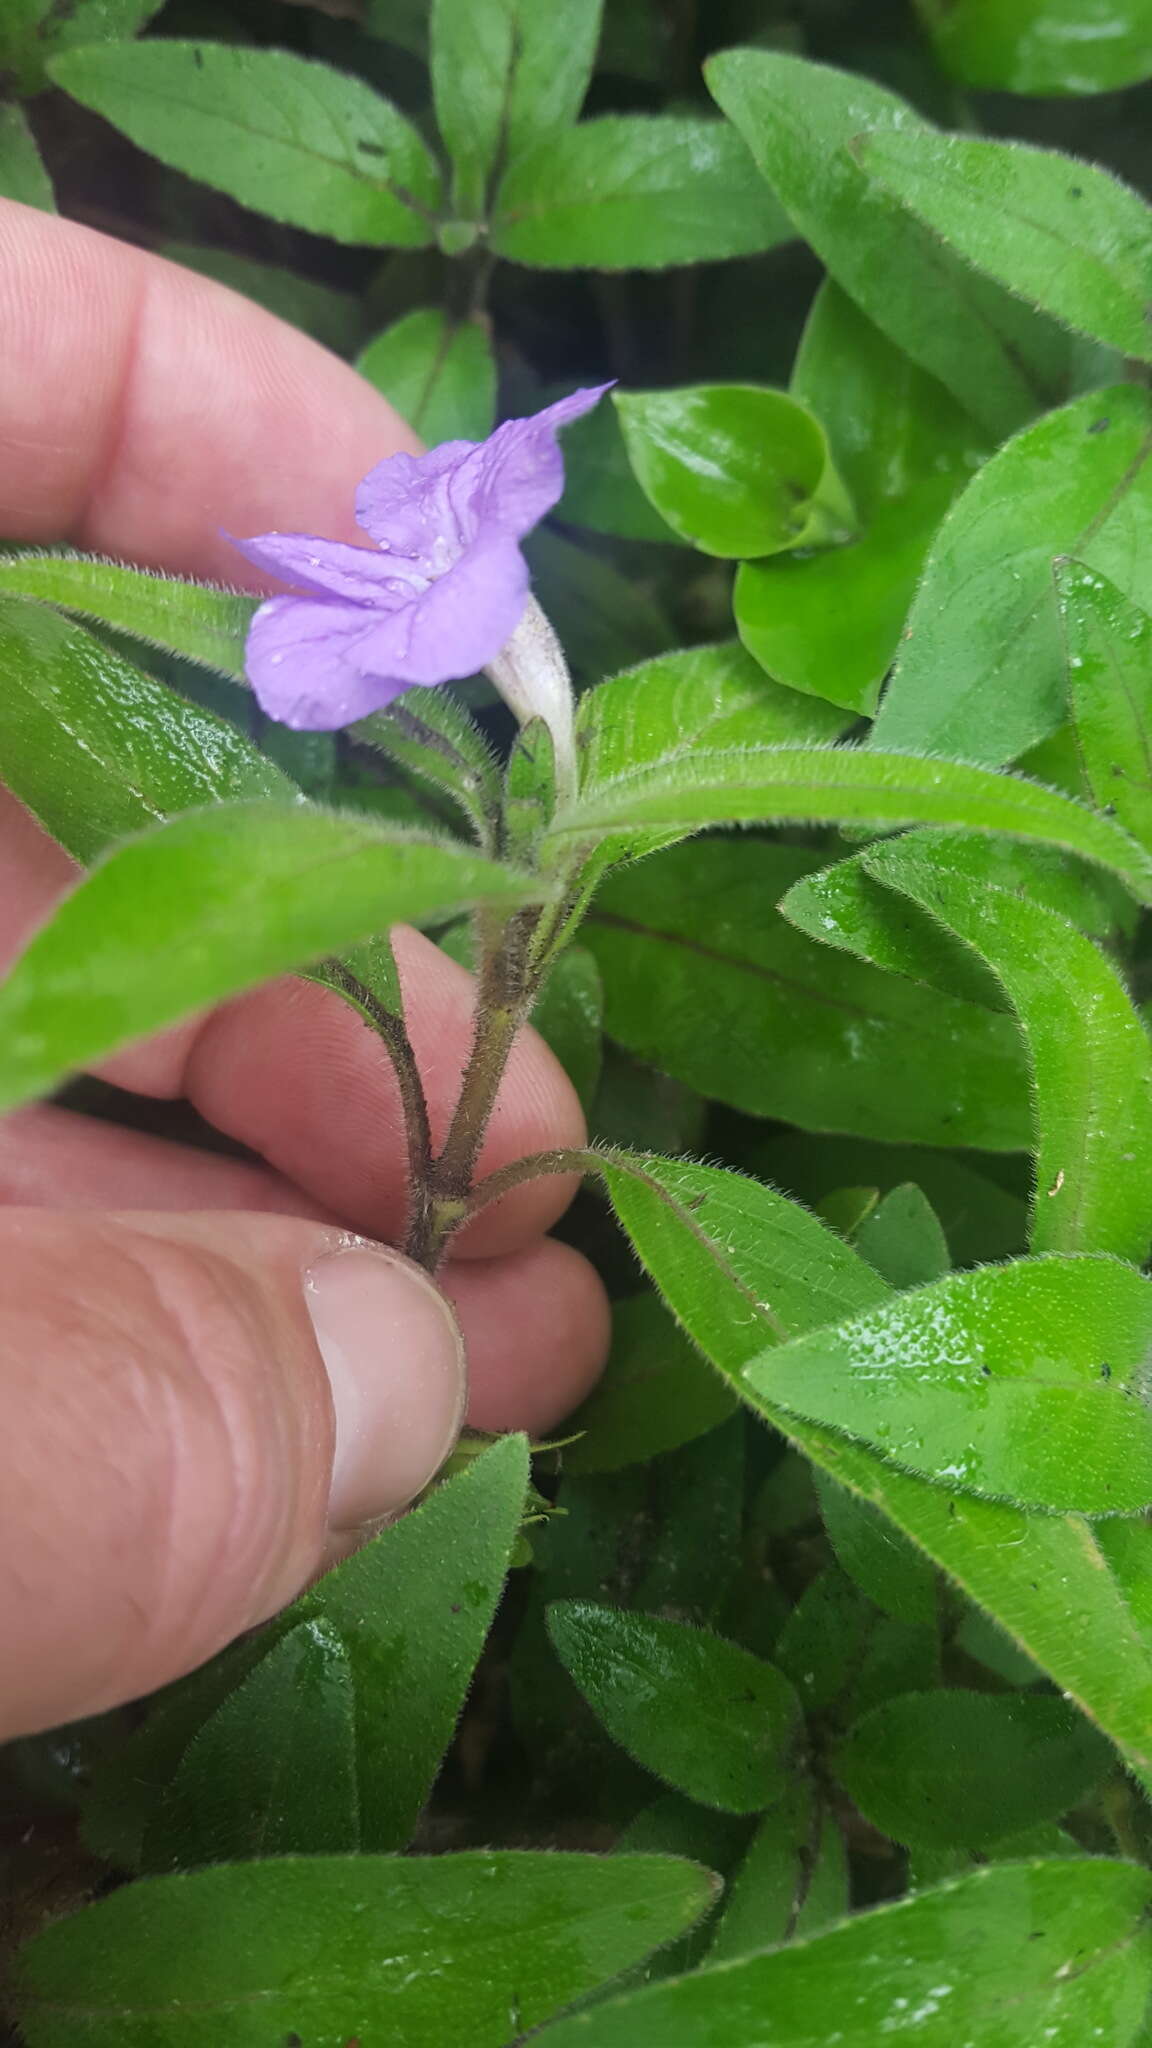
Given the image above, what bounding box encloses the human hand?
[0,198,610,1741]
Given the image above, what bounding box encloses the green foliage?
[860,129,1152,364]
[0,103,54,206]
[708,1781,847,1962]
[835,1691,1113,1851]
[0,556,254,679]
[565,1293,738,1474]
[0,805,533,1113]
[915,0,1152,98]
[431,0,602,217]
[872,386,1152,765]
[1059,561,1152,849]
[584,839,1031,1146]
[551,743,1152,905]
[745,1256,1152,1513]
[13,5,1152,2037]
[547,1603,800,1812]
[533,1861,1152,2045]
[10,1852,716,2045]
[48,43,444,246]
[863,833,1152,1262]
[706,50,1068,440]
[736,284,985,713]
[0,597,284,860]
[357,308,497,444]
[146,1436,530,1867]
[615,385,854,559]
[491,117,793,269]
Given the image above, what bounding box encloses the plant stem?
[408,908,545,1270]
[467,1146,599,1218]
[324,960,434,1247]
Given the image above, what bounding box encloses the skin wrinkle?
[75,247,152,551]
[0,1213,342,1728]
[113,1216,334,1657]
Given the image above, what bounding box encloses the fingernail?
[304,1244,466,1532]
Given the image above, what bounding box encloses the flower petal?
[229,530,424,606]
[400,529,531,681]
[245,595,412,730]
[470,383,614,537]
[354,439,479,568]
[347,530,531,688]
[353,385,613,562]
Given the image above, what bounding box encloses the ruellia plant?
[4,0,1152,2042]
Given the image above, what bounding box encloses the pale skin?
[0,197,611,1739]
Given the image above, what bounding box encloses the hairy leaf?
[491,116,792,270]
[48,42,443,246]
[12,1851,717,2046]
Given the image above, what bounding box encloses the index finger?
[0,197,420,581]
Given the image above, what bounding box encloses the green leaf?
[504,714,557,865]
[491,115,793,270]
[584,839,1031,1148]
[814,1469,939,1626]
[12,1850,717,2047]
[147,1437,529,1865]
[565,1293,738,1474]
[577,641,849,855]
[630,1418,747,1629]
[745,1254,1152,1514]
[781,829,1135,1005]
[48,42,443,247]
[854,1184,951,1290]
[0,554,254,680]
[0,103,55,207]
[160,240,361,354]
[558,397,680,543]
[1060,560,1152,851]
[0,597,286,862]
[791,283,984,524]
[915,0,1152,94]
[615,385,854,560]
[772,1559,940,1728]
[602,1145,1152,1785]
[864,833,1152,1263]
[603,1153,892,1364]
[615,1794,750,1981]
[736,489,949,719]
[549,743,1152,909]
[0,803,534,1115]
[818,1434,1152,1788]
[354,686,502,851]
[532,944,603,1112]
[547,1602,800,1814]
[534,1859,1152,2047]
[861,129,1152,365]
[708,1781,847,1963]
[147,1622,359,1867]
[431,0,601,216]
[357,308,496,445]
[43,0,165,54]
[736,283,985,714]
[705,48,1066,441]
[871,386,1152,767]
[836,1691,1113,1852]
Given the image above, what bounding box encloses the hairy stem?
[324,960,434,1251]
[466,1147,600,1218]
[408,908,545,1270]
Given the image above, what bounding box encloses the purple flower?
[231,384,611,730]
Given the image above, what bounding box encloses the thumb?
[0,1209,466,1739]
